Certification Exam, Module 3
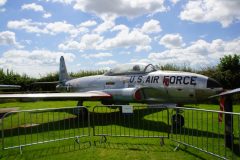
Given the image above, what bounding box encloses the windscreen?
[105,63,156,75]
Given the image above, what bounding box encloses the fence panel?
[92,105,170,143]
[2,104,240,159]
[169,107,240,160]
[1,106,90,153]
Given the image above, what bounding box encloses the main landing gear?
[171,107,184,128]
[73,101,88,120]
[171,113,184,128]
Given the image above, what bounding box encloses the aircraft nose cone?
[207,78,222,89]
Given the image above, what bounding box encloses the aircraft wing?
[0,91,112,101]
[209,88,240,98]
[0,85,21,90]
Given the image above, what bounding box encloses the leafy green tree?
[70,70,105,78]
[216,54,240,89]
[159,64,194,72]
[38,73,59,82]
[0,69,35,92]
[0,54,239,92]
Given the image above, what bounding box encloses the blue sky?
[0,0,239,77]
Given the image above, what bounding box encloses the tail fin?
[59,56,70,84]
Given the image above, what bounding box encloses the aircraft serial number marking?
[129,75,197,86]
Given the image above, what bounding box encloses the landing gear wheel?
[119,106,122,113]
[171,114,184,128]
[74,107,88,120]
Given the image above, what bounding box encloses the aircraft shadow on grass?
[0,108,228,138]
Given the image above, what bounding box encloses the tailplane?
[59,56,70,84]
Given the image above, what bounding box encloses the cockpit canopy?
[104,63,157,76]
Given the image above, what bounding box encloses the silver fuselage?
[57,70,222,104]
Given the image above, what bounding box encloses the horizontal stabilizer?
[209,88,240,98]
[31,81,59,84]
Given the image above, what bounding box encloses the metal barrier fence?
[1,105,240,159]
[92,105,169,144]
[1,106,90,154]
[169,107,240,160]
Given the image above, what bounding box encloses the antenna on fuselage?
[59,56,70,84]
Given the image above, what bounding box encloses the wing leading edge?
[209,88,240,98]
[0,91,112,101]
[0,85,21,90]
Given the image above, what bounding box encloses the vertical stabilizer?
[59,56,70,84]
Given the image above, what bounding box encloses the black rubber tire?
[74,107,88,120]
[171,114,184,128]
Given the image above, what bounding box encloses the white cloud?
[111,25,129,32]
[0,0,6,12]
[46,21,75,34]
[159,33,185,49]
[98,27,151,52]
[0,31,23,48]
[0,49,75,77]
[45,0,75,5]
[136,45,151,52]
[81,52,112,59]
[21,3,44,12]
[59,23,152,52]
[21,3,52,19]
[58,40,82,50]
[73,33,103,47]
[93,20,115,34]
[79,20,97,27]
[43,12,52,18]
[7,19,48,34]
[73,0,166,19]
[7,19,87,37]
[180,0,240,27]
[0,31,16,45]
[141,19,162,34]
[0,0,7,6]
[24,40,32,45]
[170,0,180,5]
[58,33,103,51]
[96,60,117,66]
[149,38,240,69]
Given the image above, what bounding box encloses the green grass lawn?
[0,101,240,160]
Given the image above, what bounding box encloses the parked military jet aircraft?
[0,56,224,105]
[0,56,228,126]
[0,57,225,104]
[57,56,224,104]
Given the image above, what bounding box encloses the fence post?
[224,95,233,148]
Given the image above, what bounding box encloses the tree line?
[0,54,239,92]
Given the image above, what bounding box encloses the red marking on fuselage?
[163,77,170,87]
